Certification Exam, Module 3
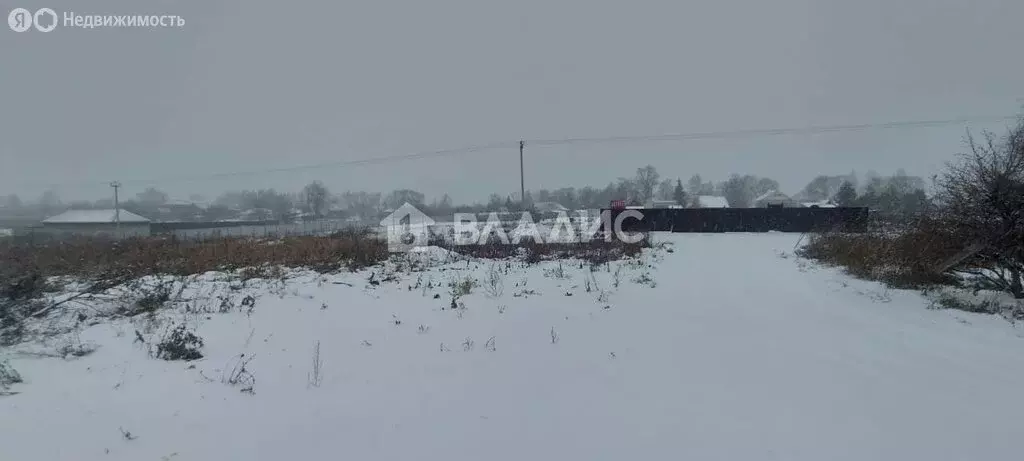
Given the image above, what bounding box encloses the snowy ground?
[3,233,1024,461]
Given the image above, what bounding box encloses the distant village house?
[40,209,151,238]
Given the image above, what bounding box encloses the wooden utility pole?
[110,181,122,237]
[519,140,525,207]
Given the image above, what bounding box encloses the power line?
[525,115,1020,147]
[18,114,1021,189]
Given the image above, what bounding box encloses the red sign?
[610,199,626,209]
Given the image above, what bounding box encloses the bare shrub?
[933,119,1024,298]
[632,271,657,288]
[0,271,48,301]
[224,353,256,393]
[0,270,49,344]
[153,324,204,361]
[128,284,172,316]
[57,331,99,358]
[483,262,504,298]
[543,262,570,280]
[449,276,476,297]
[0,360,23,393]
[928,291,1000,314]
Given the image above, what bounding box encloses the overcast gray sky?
[2,0,1021,204]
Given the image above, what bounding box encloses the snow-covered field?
[3,233,1024,460]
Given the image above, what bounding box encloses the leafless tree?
[935,117,1024,298]
[303,181,329,218]
[634,165,660,205]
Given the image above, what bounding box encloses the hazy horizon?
[3,0,1022,204]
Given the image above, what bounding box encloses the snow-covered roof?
[753,191,798,204]
[802,201,837,208]
[164,199,210,209]
[42,209,150,224]
[696,196,730,208]
[534,202,569,213]
[755,190,793,203]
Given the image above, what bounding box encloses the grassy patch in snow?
[438,235,651,265]
[798,222,961,290]
[0,228,387,281]
[799,223,1024,318]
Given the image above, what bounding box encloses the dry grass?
[0,228,388,282]
[798,218,963,289]
[437,235,651,265]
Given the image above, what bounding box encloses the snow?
[3,233,1024,460]
[42,209,151,224]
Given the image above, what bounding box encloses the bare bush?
[928,291,1000,314]
[224,353,256,393]
[632,271,656,288]
[449,276,476,297]
[0,360,23,393]
[0,270,49,345]
[153,324,204,361]
[57,331,99,358]
[128,284,172,316]
[543,262,570,280]
[1,271,48,301]
[483,262,504,298]
[934,119,1024,298]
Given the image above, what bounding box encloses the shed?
[41,209,151,238]
[754,190,803,208]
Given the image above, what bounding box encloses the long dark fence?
[604,207,869,233]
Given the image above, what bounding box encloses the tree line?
[2,166,932,223]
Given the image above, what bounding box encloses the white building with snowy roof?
[41,209,151,238]
[694,195,730,208]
